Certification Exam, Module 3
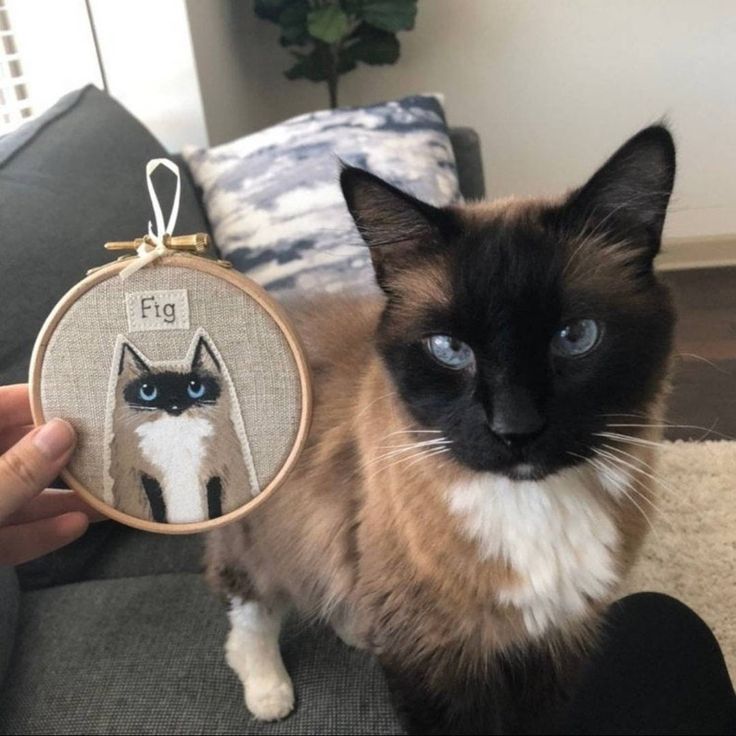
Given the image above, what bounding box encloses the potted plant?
[254,0,418,108]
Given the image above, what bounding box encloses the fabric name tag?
[126,290,190,332]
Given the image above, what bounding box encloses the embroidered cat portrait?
[103,328,259,523]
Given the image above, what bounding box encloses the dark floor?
[661,267,736,441]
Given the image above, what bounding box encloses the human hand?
[0,384,103,567]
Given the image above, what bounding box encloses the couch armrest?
[449,127,486,201]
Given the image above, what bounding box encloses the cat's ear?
[563,125,676,260]
[191,333,221,374]
[340,166,453,292]
[118,341,149,376]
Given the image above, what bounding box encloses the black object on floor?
[562,592,736,735]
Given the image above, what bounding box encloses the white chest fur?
[445,468,620,636]
[136,415,214,523]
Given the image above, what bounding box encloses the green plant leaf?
[343,24,399,65]
[278,1,310,45]
[307,4,349,44]
[361,0,417,32]
[285,49,329,82]
[254,0,289,23]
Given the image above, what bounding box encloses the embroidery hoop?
[28,161,312,535]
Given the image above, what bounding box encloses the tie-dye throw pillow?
[183,94,460,295]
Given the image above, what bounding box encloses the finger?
[0,419,76,522]
[4,489,107,524]
[0,512,89,567]
[0,424,33,454]
[0,384,33,433]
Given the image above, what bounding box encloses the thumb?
[0,419,76,523]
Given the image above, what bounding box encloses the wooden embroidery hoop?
[29,253,313,535]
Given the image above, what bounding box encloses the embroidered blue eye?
[424,335,475,371]
[187,380,206,399]
[138,383,158,401]
[551,319,601,357]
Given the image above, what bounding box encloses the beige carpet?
[623,440,736,679]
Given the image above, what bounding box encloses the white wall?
[187,0,736,245]
[6,0,207,151]
[89,0,208,151]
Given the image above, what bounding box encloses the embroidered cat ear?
[118,340,150,376]
[340,165,456,293]
[190,330,221,374]
[563,125,676,261]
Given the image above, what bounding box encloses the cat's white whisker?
[616,478,675,532]
[592,449,659,506]
[355,391,398,419]
[584,454,661,540]
[599,443,697,512]
[402,447,451,472]
[591,449,678,534]
[378,438,452,450]
[594,447,657,483]
[605,422,734,440]
[360,446,431,470]
[362,446,450,484]
[594,431,665,449]
[360,439,449,469]
[675,353,733,375]
[381,428,443,439]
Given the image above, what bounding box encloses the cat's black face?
[118,334,224,417]
[123,370,221,416]
[378,220,674,479]
[343,125,677,480]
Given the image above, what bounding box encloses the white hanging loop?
[120,158,182,280]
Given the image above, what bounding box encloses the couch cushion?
[0,85,211,386]
[183,94,460,295]
[15,523,204,591]
[0,574,401,735]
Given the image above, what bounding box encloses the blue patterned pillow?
[183,95,460,295]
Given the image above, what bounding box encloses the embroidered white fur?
[136,415,213,524]
[226,597,294,721]
[445,467,622,636]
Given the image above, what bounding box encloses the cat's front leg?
[226,597,294,721]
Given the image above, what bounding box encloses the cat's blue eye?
[551,319,601,357]
[138,383,158,401]
[187,380,206,399]
[424,335,475,371]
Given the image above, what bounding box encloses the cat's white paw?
[225,598,293,721]
[244,675,295,721]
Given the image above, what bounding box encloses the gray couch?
[0,87,485,735]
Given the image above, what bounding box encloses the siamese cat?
[206,126,677,732]
[105,328,259,523]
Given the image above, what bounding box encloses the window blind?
[0,0,31,134]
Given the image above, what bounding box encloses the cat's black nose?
[488,385,546,448]
[167,404,184,415]
[491,425,546,449]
